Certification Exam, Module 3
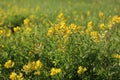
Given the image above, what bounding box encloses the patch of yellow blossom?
[50,68,61,76]
[56,12,66,21]
[4,60,14,69]
[1,44,4,48]
[9,72,24,80]
[114,54,120,59]
[99,11,104,19]
[6,30,12,37]
[112,15,120,24]
[99,30,108,42]
[85,21,93,34]
[47,27,54,37]
[29,15,36,20]
[24,18,30,25]
[90,31,99,43]
[77,66,87,75]
[13,26,21,32]
[87,21,93,28]
[47,19,81,39]
[108,15,120,30]
[100,23,105,30]
[0,30,4,35]
[22,60,42,74]
[34,71,40,75]
[35,60,43,69]
[69,23,80,33]
[25,27,31,32]
[22,61,35,74]
[108,21,113,30]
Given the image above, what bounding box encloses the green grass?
[0,0,120,80]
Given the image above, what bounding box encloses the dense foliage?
[0,0,120,80]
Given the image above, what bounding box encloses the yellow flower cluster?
[87,21,93,28]
[56,12,66,21]
[90,31,99,43]
[77,66,87,75]
[24,18,30,25]
[6,30,12,37]
[13,26,21,32]
[114,54,120,59]
[50,68,61,76]
[25,27,31,32]
[48,12,82,39]
[4,60,14,69]
[47,27,54,37]
[47,20,80,38]
[112,15,120,24]
[1,44,4,48]
[22,60,42,74]
[9,72,24,80]
[0,29,5,35]
[100,23,105,30]
[108,15,120,30]
[23,18,34,33]
[85,21,93,34]
[34,71,40,75]
[99,11,104,19]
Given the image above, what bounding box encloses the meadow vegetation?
[0,0,120,80]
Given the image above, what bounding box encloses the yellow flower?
[112,15,120,24]
[7,30,12,37]
[22,60,43,74]
[1,44,4,48]
[85,29,91,34]
[90,31,99,43]
[100,23,105,30]
[24,18,29,25]
[22,62,33,74]
[86,21,93,34]
[87,21,93,28]
[63,34,68,39]
[9,72,17,80]
[25,27,31,32]
[47,27,54,37]
[50,68,61,76]
[31,61,36,70]
[69,23,78,31]
[29,15,35,19]
[17,73,24,80]
[34,71,40,75]
[114,54,120,59]
[99,11,104,19]
[4,60,14,68]
[108,21,112,30]
[77,66,87,75]
[13,26,21,32]
[0,30,4,35]
[9,72,24,80]
[56,12,66,21]
[35,60,43,70]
